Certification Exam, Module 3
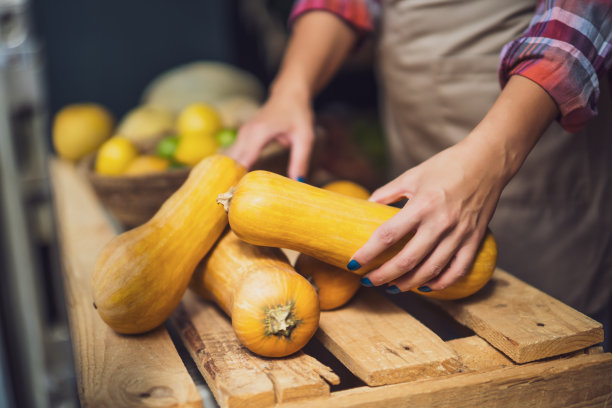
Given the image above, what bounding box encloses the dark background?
[31,0,378,121]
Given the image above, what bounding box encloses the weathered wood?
[49,159,201,408]
[171,291,339,408]
[316,290,461,386]
[446,336,514,372]
[278,353,612,408]
[431,269,604,363]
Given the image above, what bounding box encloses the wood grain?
[316,290,461,386]
[431,269,604,363]
[172,290,339,408]
[277,352,612,408]
[49,159,201,408]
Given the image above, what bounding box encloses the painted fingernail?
[418,286,432,293]
[360,277,373,287]
[386,285,401,294]
[297,176,306,183]
[347,259,361,271]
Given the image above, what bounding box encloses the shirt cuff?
[499,39,601,134]
[289,1,376,41]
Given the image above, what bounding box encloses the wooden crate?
[49,159,612,408]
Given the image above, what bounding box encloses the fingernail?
[347,259,361,271]
[386,285,401,294]
[297,176,306,183]
[418,286,432,293]
[360,277,373,287]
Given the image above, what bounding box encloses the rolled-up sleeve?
[289,0,380,38]
[499,0,612,133]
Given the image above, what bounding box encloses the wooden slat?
[49,159,201,408]
[278,353,612,408]
[431,269,603,363]
[171,291,339,408]
[316,290,461,386]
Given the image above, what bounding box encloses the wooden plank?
[171,291,339,408]
[49,159,201,408]
[278,352,612,408]
[316,290,461,386]
[431,269,604,363]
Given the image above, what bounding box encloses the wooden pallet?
[50,159,612,408]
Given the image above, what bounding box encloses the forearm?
[271,11,357,101]
[462,75,560,186]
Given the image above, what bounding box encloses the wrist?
[461,75,558,185]
[269,74,313,105]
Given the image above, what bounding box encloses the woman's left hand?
[349,136,507,293]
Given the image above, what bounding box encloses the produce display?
[53,99,251,178]
[53,62,498,358]
[218,170,498,300]
[190,230,320,357]
[92,155,246,334]
[294,181,369,310]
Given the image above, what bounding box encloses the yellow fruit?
[177,103,222,137]
[95,137,139,176]
[174,135,218,166]
[117,105,175,149]
[53,103,114,161]
[124,155,170,175]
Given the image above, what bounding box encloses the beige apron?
[377,0,612,315]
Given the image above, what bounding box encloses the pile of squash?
[92,155,498,358]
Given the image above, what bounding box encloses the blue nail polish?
[386,285,401,294]
[418,286,432,293]
[347,259,361,271]
[360,277,373,287]
[297,176,306,183]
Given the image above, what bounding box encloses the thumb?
[369,175,411,204]
[287,130,314,180]
[227,126,271,170]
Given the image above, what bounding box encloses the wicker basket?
[82,155,190,229]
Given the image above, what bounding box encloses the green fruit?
[155,136,179,159]
[215,128,237,148]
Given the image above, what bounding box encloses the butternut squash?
[190,230,320,357]
[92,155,246,334]
[218,170,497,300]
[295,180,369,310]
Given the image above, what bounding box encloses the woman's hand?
[349,75,560,293]
[350,139,505,293]
[227,87,315,180]
[227,11,357,179]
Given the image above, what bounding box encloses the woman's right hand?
[226,86,315,180]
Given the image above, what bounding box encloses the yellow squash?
[295,180,369,310]
[92,155,246,334]
[219,171,497,300]
[190,230,320,357]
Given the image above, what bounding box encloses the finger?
[228,125,274,169]
[348,206,419,276]
[287,129,314,180]
[422,233,482,291]
[362,224,442,286]
[369,174,412,204]
[385,231,462,292]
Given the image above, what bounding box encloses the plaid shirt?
[290,0,612,133]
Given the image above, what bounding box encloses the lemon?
[177,103,222,137]
[124,155,170,175]
[174,135,218,166]
[53,103,114,161]
[95,137,139,176]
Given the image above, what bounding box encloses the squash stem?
[265,303,300,338]
[216,187,235,212]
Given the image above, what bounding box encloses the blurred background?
[0,0,383,406]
